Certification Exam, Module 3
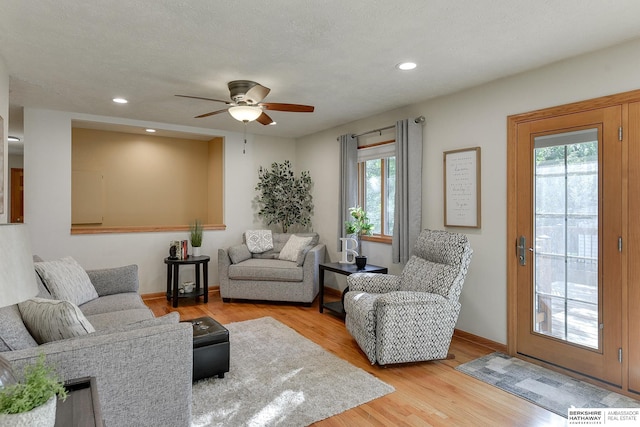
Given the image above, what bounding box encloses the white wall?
[23,109,296,294]
[298,37,640,344]
[0,54,8,224]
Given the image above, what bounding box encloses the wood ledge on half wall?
[70,224,226,235]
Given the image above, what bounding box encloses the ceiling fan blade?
[261,103,314,113]
[245,83,271,104]
[256,112,274,125]
[175,94,230,104]
[194,109,228,118]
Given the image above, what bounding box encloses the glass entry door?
[515,107,622,386]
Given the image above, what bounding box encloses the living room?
[3,2,640,426]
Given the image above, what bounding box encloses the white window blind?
[357,142,395,162]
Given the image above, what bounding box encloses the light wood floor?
[143,290,566,426]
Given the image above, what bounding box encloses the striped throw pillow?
[18,298,95,344]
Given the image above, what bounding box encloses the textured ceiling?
[3,0,640,140]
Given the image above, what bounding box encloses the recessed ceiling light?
[145,129,156,133]
[112,97,128,104]
[7,136,20,142]
[396,62,417,71]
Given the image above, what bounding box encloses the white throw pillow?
[34,257,99,306]
[245,230,274,253]
[279,235,313,262]
[18,297,95,344]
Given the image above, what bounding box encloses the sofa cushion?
[18,297,95,344]
[86,264,139,296]
[400,255,458,298]
[34,257,99,306]
[0,304,38,352]
[228,259,303,282]
[228,244,252,264]
[79,293,147,316]
[279,235,313,262]
[245,230,274,253]
[90,312,178,336]
[85,308,155,331]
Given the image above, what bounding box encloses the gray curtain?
[392,118,423,263]
[338,134,358,251]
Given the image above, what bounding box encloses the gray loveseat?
[218,232,325,304]
[0,261,193,427]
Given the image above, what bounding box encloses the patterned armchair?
[343,229,472,365]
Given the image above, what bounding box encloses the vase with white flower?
[345,206,374,269]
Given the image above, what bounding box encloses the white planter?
[0,395,56,427]
[192,246,201,257]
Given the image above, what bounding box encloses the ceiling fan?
[176,80,314,125]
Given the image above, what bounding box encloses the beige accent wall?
[72,128,223,227]
[207,137,223,224]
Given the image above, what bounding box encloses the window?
[357,141,395,242]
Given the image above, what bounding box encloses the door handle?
[517,235,527,266]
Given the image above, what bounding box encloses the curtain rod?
[337,116,425,140]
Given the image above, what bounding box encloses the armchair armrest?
[218,248,232,293]
[5,322,193,427]
[86,264,139,296]
[301,244,325,297]
[302,244,325,270]
[347,273,402,293]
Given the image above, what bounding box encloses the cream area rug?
[457,352,640,418]
[191,317,394,427]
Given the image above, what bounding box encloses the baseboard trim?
[453,329,507,353]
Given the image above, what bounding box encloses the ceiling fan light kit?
[228,105,263,122]
[176,80,314,126]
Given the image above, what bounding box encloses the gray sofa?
[0,262,193,427]
[218,232,325,304]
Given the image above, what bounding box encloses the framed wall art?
[443,146,481,228]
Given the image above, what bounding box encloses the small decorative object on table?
[182,281,195,293]
[190,219,203,257]
[169,244,178,260]
[0,354,67,427]
[355,255,367,270]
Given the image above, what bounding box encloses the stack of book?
[170,240,189,259]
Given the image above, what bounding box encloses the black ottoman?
[185,316,230,381]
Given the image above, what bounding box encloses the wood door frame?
[10,168,24,223]
[507,89,640,393]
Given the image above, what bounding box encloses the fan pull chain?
[243,122,247,154]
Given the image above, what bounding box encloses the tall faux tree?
[255,160,313,233]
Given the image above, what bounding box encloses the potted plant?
[190,219,203,257]
[255,160,314,233]
[345,206,374,269]
[0,354,67,427]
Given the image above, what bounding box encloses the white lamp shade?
[228,105,262,122]
[0,224,39,308]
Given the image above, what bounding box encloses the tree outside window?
[359,155,395,241]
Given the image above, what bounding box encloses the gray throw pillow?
[279,235,313,262]
[228,244,252,264]
[34,257,99,306]
[18,297,95,344]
